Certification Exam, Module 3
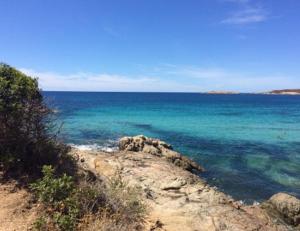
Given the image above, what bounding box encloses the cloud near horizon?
[20,66,298,93]
[19,68,202,92]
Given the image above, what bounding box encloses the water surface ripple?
[44,92,300,202]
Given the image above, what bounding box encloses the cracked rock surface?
[71,136,299,231]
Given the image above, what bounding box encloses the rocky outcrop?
[70,135,300,231]
[119,135,204,172]
[262,193,300,227]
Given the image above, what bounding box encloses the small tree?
[0,63,66,174]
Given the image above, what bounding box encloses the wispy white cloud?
[19,65,298,93]
[19,68,200,92]
[221,8,267,24]
[165,67,231,79]
[221,1,268,25]
[149,64,299,92]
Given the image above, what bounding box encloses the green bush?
[31,166,146,230]
[31,165,106,230]
[0,63,68,174]
[30,165,79,230]
[30,165,74,204]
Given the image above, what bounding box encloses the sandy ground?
[0,181,38,231]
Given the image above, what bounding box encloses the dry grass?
[83,214,143,231]
[80,173,147,231]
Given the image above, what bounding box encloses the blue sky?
[0,0,299,92]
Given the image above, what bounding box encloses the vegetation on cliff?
[0,63,68,176]
[0,64,146,230]
[30,166,146,230]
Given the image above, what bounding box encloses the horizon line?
[42,90,268,94]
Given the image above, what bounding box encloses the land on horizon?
[41,89,300,95]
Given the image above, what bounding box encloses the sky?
[0,0,299,92]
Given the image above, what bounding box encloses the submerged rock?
[119,135,204,172]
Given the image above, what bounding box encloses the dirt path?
[0,182,38,231]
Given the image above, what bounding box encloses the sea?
[43,91,300,203]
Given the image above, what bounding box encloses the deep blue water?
[44,92,300,203]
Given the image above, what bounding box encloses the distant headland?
[267,89,300,95]
[202,89,300,95]
[204,90,239,94]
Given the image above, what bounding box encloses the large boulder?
[263,193,300,227]
[119,135,204,172]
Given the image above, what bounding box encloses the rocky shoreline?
[72,135,300,231]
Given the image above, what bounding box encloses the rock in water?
[119,135,204,172]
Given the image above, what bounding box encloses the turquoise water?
[44,92,300,203]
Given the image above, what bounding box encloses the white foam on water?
[238,200,245,205]
[252,201,260,206]
[70,143,118,153]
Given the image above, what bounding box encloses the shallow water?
[44,92,300,203]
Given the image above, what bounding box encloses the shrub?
[0,63,68,175]
[30,165,74,204]
[30,165,79,230]
[31,166,146,231]
[31,166,106,230]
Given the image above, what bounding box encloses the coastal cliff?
[71,135,300,231]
